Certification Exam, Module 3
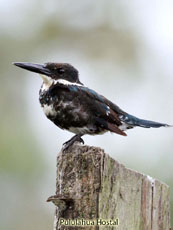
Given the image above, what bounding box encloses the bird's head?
[13,62,83,86]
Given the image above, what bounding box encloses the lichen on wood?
[47,143,171,230]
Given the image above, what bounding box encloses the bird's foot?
[62,134,84,152]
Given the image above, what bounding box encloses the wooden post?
[47,144,171,230]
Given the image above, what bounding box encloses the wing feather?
[49,83,127,136]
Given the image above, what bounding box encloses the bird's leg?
[63,134,84,151]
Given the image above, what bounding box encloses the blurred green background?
[0,0,173,229]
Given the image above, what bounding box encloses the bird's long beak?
[13,62,51,76]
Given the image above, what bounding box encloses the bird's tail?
[120,114,172,128]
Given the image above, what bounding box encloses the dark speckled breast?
[39,85,93,132]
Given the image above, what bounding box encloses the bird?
[13,62,172,150]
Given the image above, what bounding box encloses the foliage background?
[0,0,173,229]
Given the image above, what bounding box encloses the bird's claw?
[62,135,84,152]
[79,137,84,145]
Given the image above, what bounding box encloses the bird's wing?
[78,86,124,114]
[49,83,127,136]
[78,86,127,136]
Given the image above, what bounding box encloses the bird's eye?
[57,68,65,74]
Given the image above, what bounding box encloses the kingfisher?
[13,62,171,150]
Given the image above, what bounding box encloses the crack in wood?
[47,144,170,230]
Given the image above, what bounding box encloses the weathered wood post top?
[47,144,171,230]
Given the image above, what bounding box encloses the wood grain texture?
[48,144,170,230]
